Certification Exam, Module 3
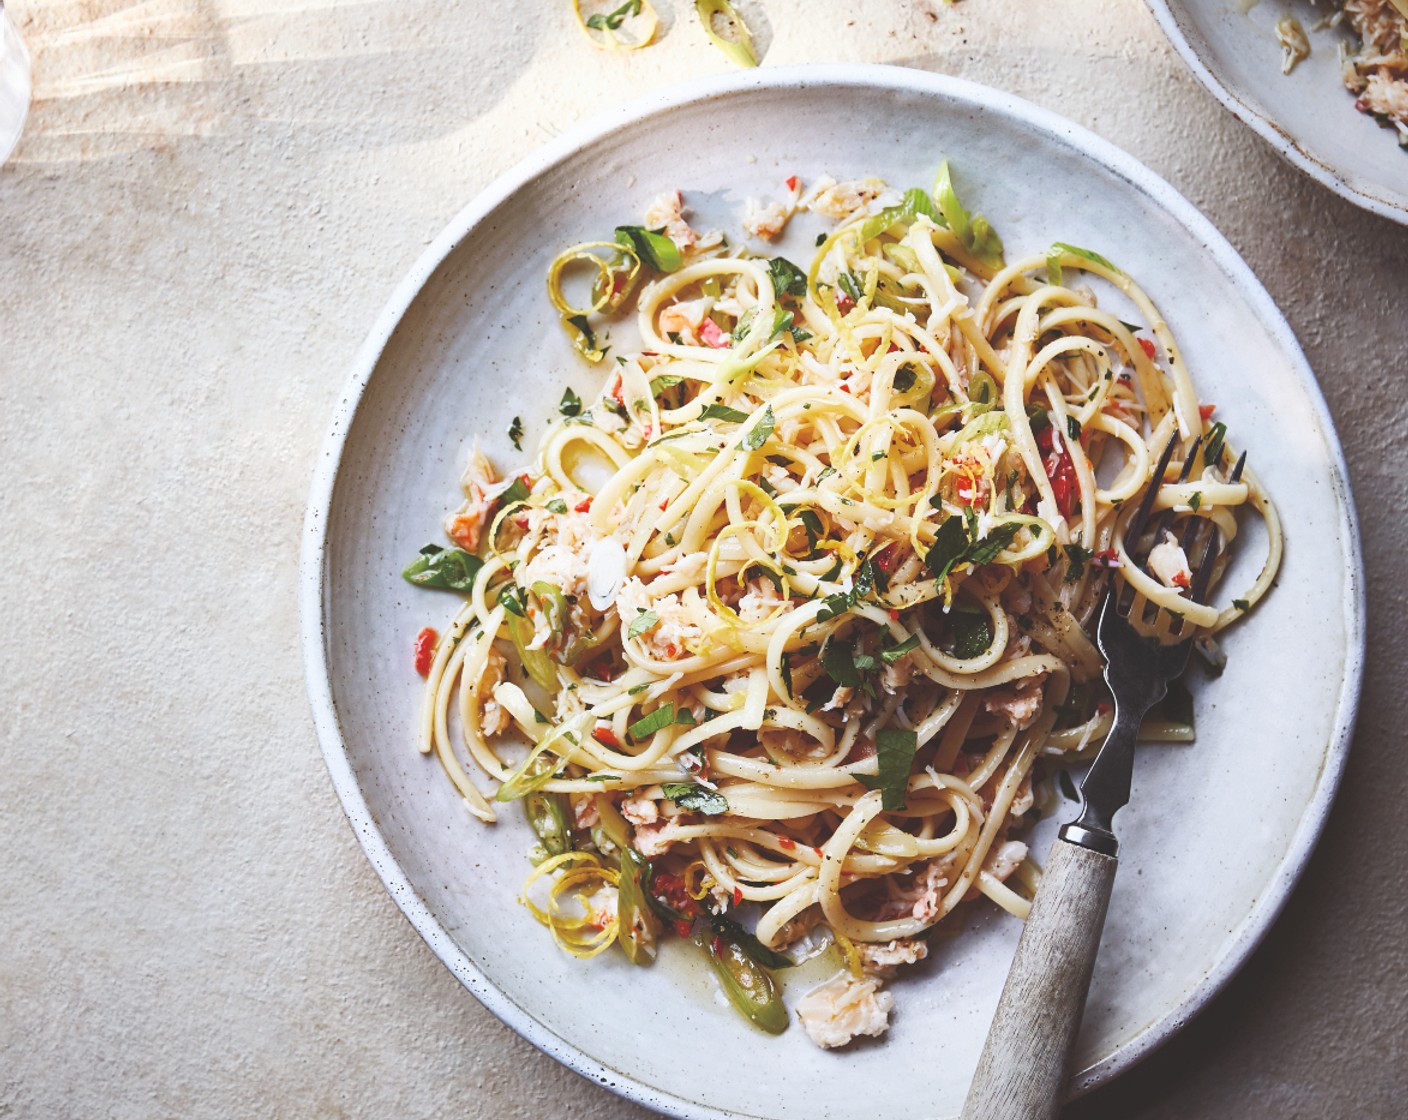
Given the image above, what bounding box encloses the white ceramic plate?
[301,65,1363,1120]
[1144,0,1408,224]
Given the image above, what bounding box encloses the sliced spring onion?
[617,847,661,964]
[506,610,559,694]
[933,161,1005,269]
[695,0,758,67]
[858,187,941,243]
[524,791,572,858]
[573,0,659,51]
[703,918,788,1034]
[1046,241,1121,285]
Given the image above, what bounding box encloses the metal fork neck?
[1059,822,1119,857]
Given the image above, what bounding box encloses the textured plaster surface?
[0,1,1403,1118]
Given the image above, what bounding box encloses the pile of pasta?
[407,169,1279,1045]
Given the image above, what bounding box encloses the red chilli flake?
[733,886,743,908]
[889,608,901,621]
[1137,337,1157,360]
[1036,424,1078,518]
[1199,404,1216,422]
[785,175,799,192]
[676,920,694,939]
[592,724,620,749]
[413,628,438,676]
[574,496,593,513]
[777,836,795,850]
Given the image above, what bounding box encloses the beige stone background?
[1,0,1404,1116]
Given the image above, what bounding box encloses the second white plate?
[1145,0,1408,224]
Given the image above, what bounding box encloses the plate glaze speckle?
[300,65,1364,1120]
[1144,0,1408,225]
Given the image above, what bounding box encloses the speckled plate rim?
[299,63,1365,1116]
[1142,0,1408,227]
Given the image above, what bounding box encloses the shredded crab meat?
[477,646,510,737]
[858,938,929,979]
[800,175,890,221]
[620,794,659,826]
[876,855,956,923]
[657,297,712,345]
[1147,529,1193,589]
[616,577,705,660]
[1329,0,1408,134]
[571,795,600,830]
[445,447,502,551]
[796,973,895,1049]
[632,819,679,858]
[984,839,1028,882]
[984,675,1047,730]
[643,190,723,256]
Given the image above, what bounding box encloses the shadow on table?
[9,0,542,164]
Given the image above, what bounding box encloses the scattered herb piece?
[858,728,919,810]
[766,257,808,298]
[1204,421,1228,467]
[629,702,678,742]
[948,606,993,660]
[742,405,775,451]
[662,782,729,815]
[880,633,919,663]
[626,610,660,639]
[615,225,683,272]
[699,402,750,424]
[498,584,528,617]
[1063,544,1093,582]
[508,416,524,450]
[558,387,583,417]
[402,544,483,593]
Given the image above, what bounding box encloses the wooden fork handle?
[960,833,1118,1120]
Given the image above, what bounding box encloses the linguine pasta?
[404,169,1280,1046]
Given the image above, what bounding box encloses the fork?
[959,434,1244,1120]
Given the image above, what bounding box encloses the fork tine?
[1145,433,1204,549]
[1187,520,1221,606]
[1184,452,1245,606]
[1228,449,1247,484]
[1124,434,1178,548]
